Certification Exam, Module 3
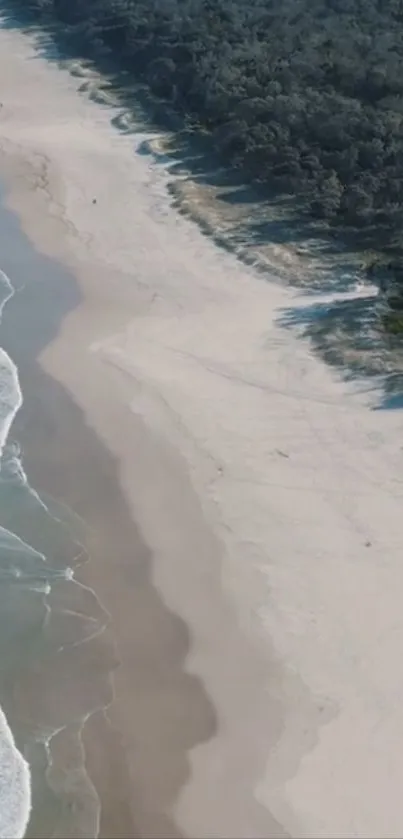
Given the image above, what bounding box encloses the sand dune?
[0,18,403,838]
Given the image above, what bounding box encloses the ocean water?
[0,254,109,835]
[0,268,33,839]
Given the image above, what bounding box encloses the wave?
[0,266,107,839]
[0,271,22,462]
[0,269,31,838]
[0,706,30,839]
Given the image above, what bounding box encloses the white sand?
[1,19,403,839]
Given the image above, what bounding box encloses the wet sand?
[3,11,403,839]
[0,173,282,837]
[0,22,284,839]
[0,167,218,838]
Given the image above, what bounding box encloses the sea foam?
[0,707,31,839]
[0,269,31,838]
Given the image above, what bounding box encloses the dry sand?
[0,16,403,839]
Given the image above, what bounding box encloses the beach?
[0,12,403,838]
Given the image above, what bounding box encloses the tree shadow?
[0,0,363,286]
[373,373,403,410]
[278,291,403,408]
[4,0,403,411]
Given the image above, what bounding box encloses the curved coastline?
[0,11,294,836]
[0,265,31,839]
[0,161,220,837]
[0,20,289,839]
[2,12,403,839]
[0,189,112,838]
[0,150,284,839]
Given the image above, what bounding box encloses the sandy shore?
[1,14,403,839]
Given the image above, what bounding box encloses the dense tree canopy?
[13,0,403,302]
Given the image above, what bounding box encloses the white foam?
[0,271,22,463]
[0,269,31,837]
[2,19,403,837]
[0,706,31,839]
[0,525,46,563]
[0,348,22,461]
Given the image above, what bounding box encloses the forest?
[10,0,403,305]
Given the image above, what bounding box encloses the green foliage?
[12,0,403,311]
[381,312,403,334]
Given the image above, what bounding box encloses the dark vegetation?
[9,0,403,311]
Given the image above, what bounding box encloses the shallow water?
[0,205,112,838]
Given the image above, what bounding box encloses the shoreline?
[0,159,285,838]
[0,179,140,838]
[2,15,403,839]
[0,26,286,839]
[0,161,215,839]
[0,158,221,839]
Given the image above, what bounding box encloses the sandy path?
[0,17,403,839]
